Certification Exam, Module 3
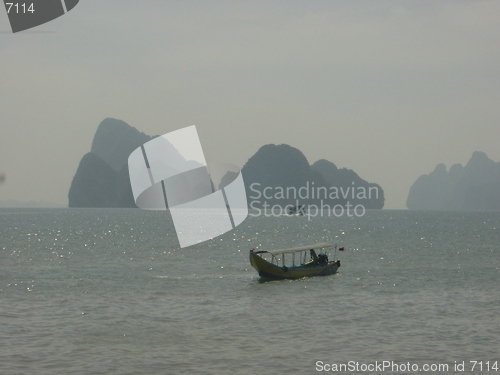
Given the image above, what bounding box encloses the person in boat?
[308,249,319,265]
[306,249,329,266]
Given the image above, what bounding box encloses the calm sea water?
[0,208,498,375]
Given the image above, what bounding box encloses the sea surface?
[0,208,498,375]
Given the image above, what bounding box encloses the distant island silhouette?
[406,151,500,211]
[242,144,384,209]
[68,118,152,207]
[68,119,385,209]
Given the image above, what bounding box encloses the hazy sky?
[1,1,499,209]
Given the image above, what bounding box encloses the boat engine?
[318,253,328,264]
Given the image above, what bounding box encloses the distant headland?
[242,144,384,210]
[68,118,385,209]
[406,151,500,211]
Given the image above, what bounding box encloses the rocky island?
[406,151,500,211]
[69,119,385,209]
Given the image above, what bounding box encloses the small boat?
[287,204,306,216]
[249,242,341,280]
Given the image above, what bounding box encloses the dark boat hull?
[250,250,340,280]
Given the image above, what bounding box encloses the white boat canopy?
[266,242,336,256]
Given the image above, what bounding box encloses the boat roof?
[266,242,336,255]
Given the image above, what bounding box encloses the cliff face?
[68,118,149,208]
[68,152,118,207]
[242,144,384,208]
[242,144,325,199]
[91,118,152,172]
[311,159,384,209]
[406,151,500,211]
